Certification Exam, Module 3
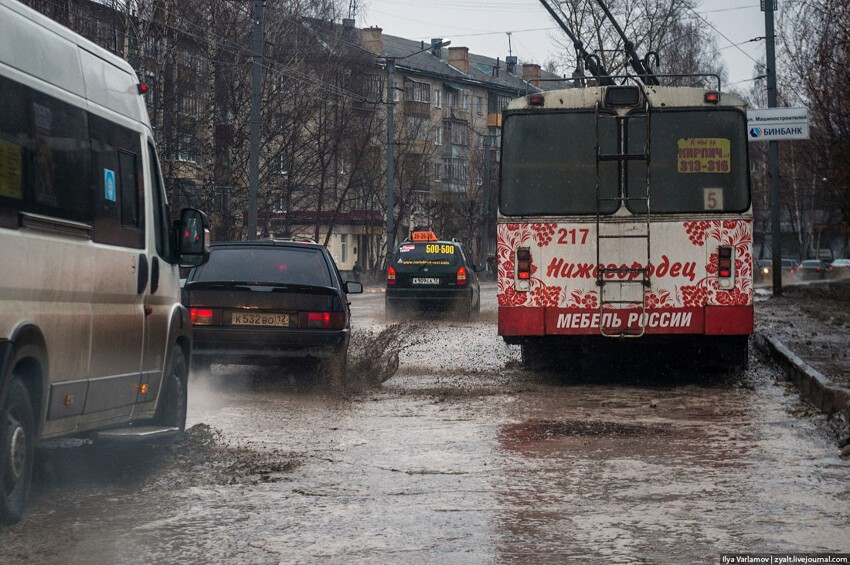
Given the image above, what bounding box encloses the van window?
[149,142,174,261]
[90,114,144,248]
[0,75,91,227]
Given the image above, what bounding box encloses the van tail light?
[717,245,735,290]
[300,311,345,329]
[387,266,396,285]
[190,307,216,325]
[516,248,532,281]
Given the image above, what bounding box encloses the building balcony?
[442,106,470,122]
[403,100,431,117]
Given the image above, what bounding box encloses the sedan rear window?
[394,242,460,267]
[192,246,333,287]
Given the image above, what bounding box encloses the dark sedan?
[385,233,482,320]
[183,239,362,383]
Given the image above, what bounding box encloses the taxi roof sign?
[411,230,438,242]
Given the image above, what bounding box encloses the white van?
[0,0,209,524]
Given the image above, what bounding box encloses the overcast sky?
[358,0,771,92]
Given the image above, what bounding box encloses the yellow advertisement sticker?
[0,139,23,200]
[677,138,730,174]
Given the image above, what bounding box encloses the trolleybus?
[497,83,752,367]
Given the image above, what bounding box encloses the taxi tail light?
[387,266,396,285]
[516,248,532,281]
[456,266,467,285]
[717,245,734,280]
[190,307,217,325]
[299,311,344,329]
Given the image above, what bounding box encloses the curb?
[754,332,850,424]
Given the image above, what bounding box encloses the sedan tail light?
[190,307,217,325]
[299,311,345,329]
[456,266,467,286]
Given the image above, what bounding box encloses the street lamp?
[382,40,450,265]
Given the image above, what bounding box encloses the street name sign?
[747,107,809,142]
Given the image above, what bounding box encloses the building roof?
[372,31,569,95]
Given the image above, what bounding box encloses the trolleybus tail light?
[528,94,545,107]
[717,245,735,290]
[516,247,532,283]
[137,82,149,95]
[456,266,467,286]
[704,91,720,104]
[387,266,396,285]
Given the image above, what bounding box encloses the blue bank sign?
[747,107,809,141]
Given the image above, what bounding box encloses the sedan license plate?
[231,312,292,327]
[412,277,440,285]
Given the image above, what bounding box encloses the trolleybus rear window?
[626,109,749,213]
[500,112,619,215]
[500,108,749,215]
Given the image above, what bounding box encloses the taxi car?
[385,231,482,319]
[183,239,362,380]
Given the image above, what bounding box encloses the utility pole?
[385,57,396,260]
[246,0,264,240]
[381,40,449,265]
[480,134,492,271]
[764,0,782,293]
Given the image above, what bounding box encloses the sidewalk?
[754,278,850,431]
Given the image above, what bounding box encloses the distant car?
[829,258,850,278]
[797,259,830,280]
[183,239,362,382]
[781,258,799,275]
[755,259,772,283]
[385,232,482,320]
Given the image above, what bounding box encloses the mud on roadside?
[756,279,850,389]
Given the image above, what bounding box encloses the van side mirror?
[177,208,210,267]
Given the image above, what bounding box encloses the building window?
[450,123,467,146]
[177,134,200,164]
[404,80,430,103]
[476,96,484,115]
[434,89,442,108]
[341,234,348,263]
[435,125,442,145]
[462,91,470,111]
[179,93,199,118]
[434,162,441,181]
[405,116,430,141]
[365,74,383,101]
[447,90,458,108]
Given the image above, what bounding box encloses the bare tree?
[550,0,725,86]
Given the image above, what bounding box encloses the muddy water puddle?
[2,296,849,563]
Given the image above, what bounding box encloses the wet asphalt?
[1,284,848,564]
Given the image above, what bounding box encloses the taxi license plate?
[412,277,439,285]
[231,312,292,326]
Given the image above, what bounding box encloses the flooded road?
[1,284,848,563]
